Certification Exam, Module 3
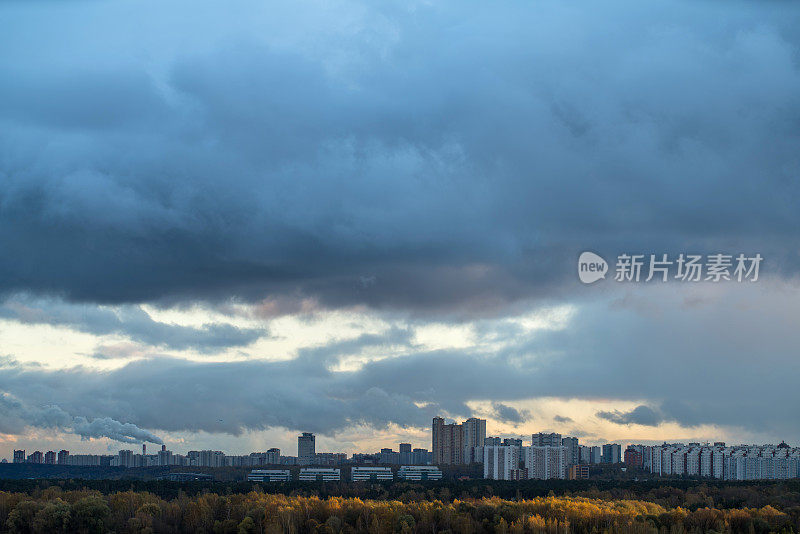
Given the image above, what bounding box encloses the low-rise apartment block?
[247,469,291,482]
[351,467,393,481]
[397,466,443,481]
[298,468,341,481]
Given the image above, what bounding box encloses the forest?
[1,481,800,533]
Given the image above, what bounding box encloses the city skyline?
[3,421,795,464]
[2,0,800,458]
[8,426,800,483]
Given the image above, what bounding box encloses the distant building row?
[484,445,590,480]
[297,432,432,466]
[479,432,624,480]
[644,444,800,480]
[247,466,442,482]
[12,440,432,469]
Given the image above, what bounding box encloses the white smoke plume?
[0,392,162,444]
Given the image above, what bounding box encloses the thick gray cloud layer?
[1,284,798,440]
[0,297,266,351]
[0,0,799,312]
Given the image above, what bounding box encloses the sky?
[1,0,799,458]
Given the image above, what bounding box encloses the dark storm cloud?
[597,405,666,426]
[0,0,799,312]
[0,297,266,351]
[492,402,531,424]
[553,415,573,424]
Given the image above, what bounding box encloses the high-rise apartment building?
[412,448,432,465]
[66,454,111,466]
[431,418,442,461]
[561,437,579,466]
[266,448,280,465]
[624,447,643,467]
[627,444,652,469]
[462,417,487,463]
[158,449,173,466]
[379,448,400,464]
[484,445,521,480]
[298,432,316,465]
[533,432,562,447]
[399,443,413,464]
[12,450,25,464]
[57,450,69,465]
[602,443,622,464]
[525,446,566,479]
[199,450,226,467]
[432,417,464,465]
[117,450,135,468]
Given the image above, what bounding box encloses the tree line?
[2,478,799,509]
[1,485,800,533]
